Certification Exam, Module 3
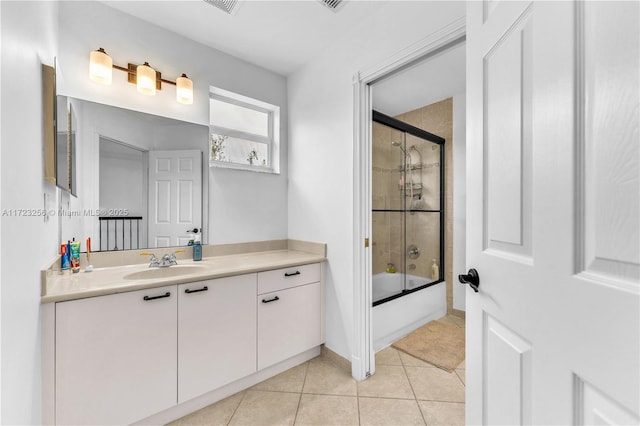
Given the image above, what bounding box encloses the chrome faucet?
[159,253,178,267]
[142,250,183,267]
[147,254,160,268]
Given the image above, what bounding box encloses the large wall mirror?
[59,97,209,252]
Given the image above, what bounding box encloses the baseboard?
[134,346,321,425]
[320,345,351,372]
[373,308,446,351]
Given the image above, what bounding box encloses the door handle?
[458,269,480,293]
[262,296,280,304]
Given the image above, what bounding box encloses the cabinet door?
[178,274,257,403]
[257,281,322,370]
[56,286,177,425]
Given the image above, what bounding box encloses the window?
[209,87,280,173]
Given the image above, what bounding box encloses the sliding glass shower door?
[371,111,444,305]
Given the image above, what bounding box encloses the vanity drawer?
[258,263,321,294]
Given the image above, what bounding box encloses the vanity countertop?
[42,248,326,304]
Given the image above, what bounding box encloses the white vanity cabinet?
[257,264,323,369]
[178,274,257,403]
[55,285,177,426]
[47,260,324,425]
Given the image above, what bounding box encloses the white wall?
[287,1,466,360]
[57,1,289,245]
[0,2,59,423]
[0,1,289,422]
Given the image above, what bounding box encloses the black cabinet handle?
[185,286,208,294]
[284,271,300,277]
[143,291,171,301]
[262,296,280,304]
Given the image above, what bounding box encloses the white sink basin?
[123,265,206,280]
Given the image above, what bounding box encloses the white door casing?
[352,16,467,382]
[466,1,639,425]
[148,150,202,248]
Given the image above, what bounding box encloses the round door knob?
[458,268,480,293]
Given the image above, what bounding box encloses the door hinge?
[365,371,372,378]
[365,238,369,248]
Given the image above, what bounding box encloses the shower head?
[391,141,407,154]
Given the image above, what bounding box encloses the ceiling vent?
[318,0,344,12]
[202,0,240,15]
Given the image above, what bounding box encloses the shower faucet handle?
[408,244,420,259]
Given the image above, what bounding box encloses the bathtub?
[372,272,446,351]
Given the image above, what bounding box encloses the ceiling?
[101,0,389,76]
[372,40,466,116]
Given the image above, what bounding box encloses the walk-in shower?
[371,110,444,306]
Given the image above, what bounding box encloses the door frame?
[351,17,466,381]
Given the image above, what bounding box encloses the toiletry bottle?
[61,244,70,270]
[70,238,81,273]
[192,231,202,261]
[431,259,439,281]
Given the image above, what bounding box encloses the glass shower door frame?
[371,110,446,306]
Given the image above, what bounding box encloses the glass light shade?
[89,48,112,85]
[176,74,193,104]
[136,62,156,95]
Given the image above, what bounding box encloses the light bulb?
[89,48,112,85]
[176,74,193,104]
[136,62,156,95]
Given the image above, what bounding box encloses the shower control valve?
[408,244,421,259]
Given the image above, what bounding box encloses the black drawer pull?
[143,292,171,301]
[284,271,301,277]
[262,296,280,304]
[185,286,208,294]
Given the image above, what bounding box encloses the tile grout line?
[400,350,429,426]
[292,361,310,425]
[226,391,248,426]
[356,362,361,426]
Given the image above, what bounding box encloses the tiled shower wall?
[373,98,457,314]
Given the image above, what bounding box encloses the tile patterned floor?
[169,326,465,425]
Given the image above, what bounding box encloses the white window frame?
[209,87,280,174]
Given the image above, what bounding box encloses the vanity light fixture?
[136,62,157,96]
[88,48,194,105]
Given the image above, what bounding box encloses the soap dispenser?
[192,229,202,261]
[431,259,439,281]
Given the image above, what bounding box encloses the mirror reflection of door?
[148,150,202,248]
[99,139,202,250]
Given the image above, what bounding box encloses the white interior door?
[466,1,639,424]
[148,150,202,248]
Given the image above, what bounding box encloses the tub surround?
[41,239,326,303]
